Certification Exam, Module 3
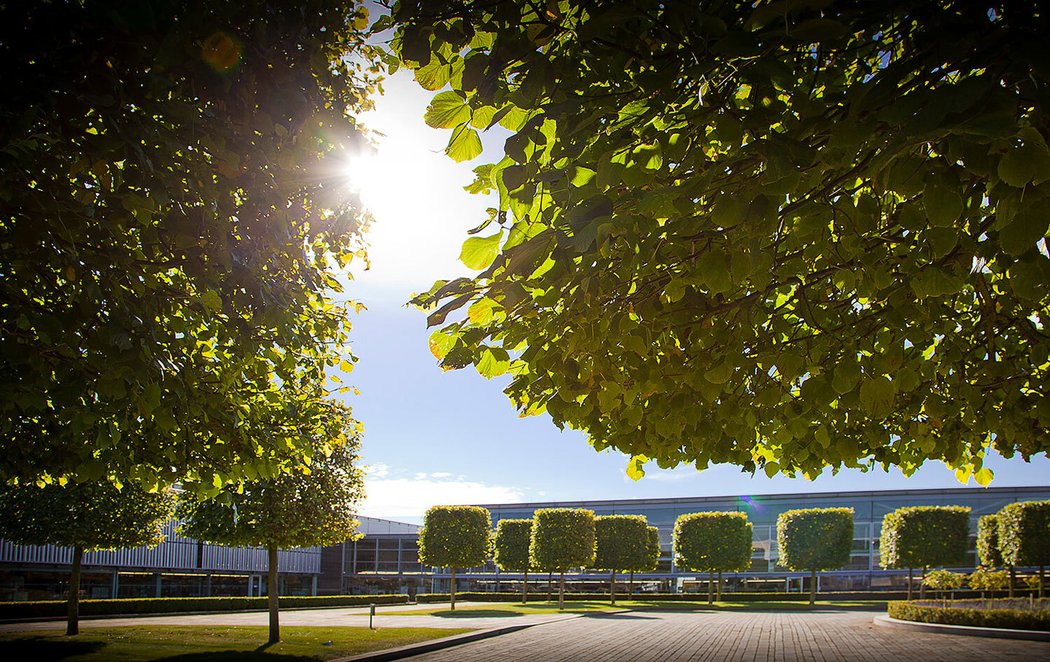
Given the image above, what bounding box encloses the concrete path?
[396,610,1050,662]
[0,602,565,634]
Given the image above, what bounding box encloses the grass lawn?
[388,598,888,617]
[0,625,472,661]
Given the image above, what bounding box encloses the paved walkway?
[0,602,564,634]
[398,610,1050,662]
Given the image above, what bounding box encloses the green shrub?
[0,594,410,620]
[888,600,1050,631]
[977,513,1003,567]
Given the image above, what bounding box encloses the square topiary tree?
[530,508,595,610]
[977,513,1004,568]
[673,511,753,604]
[595,514,653,605]
[776,507,853,605]
[493,518,533,604]
[998,500,1050,598]
[878,505,970,600]
[418,505,492,611]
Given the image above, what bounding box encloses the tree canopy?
[493,517,532,572]
[179,401,364,642]
[878,505,971,570]
[392,0,1050,480]
[418,504,492,611]
[0,0,377,491]
[997,501,1050,568]
[0,479,175,634]
[673,511,754,573]
[976,512,1003,567]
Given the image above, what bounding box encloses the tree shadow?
[0,636,106,659]
[580,612,657,620]
[428,609,522,618]
[153,653,314,661]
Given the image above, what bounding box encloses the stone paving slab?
[395,610,1050,662]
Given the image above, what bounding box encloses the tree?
[968,566,1008,601]
[776,507,853,605]
[0,480,175,635]
[632,525,661,596]
[493,518,533,604]
[977,513,1004,567]
[530,508,595,610]
[594,514,653,605]
[998,500,1050,598]
[392,0,1050,481]
[923,569,964,606]
[418,505,492,612]
[878,505,970,600]
[179,403,364,643]
[673,511,753,604]
[0,0,379,490]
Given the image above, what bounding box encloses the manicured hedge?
[0,594,409,621]
[416,591,916,603]
[888,599,1050,631]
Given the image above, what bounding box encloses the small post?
[369,603,376,630]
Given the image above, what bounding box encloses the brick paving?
[400,610,1050,662]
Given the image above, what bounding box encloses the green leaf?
[476,347,510,378]
[626,455,647,481]
[998,137,1050,187]
[424,91,471,129]
[1000,200,1050,256]
[973,467,994,487]
[200,290,222,313]
[446,124,483,162]
[859,376,897,418]
[923,185,963,227]
[459,231,502,270]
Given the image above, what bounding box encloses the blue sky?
[339,72,1050,525]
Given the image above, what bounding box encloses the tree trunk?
[707,570,714,605]
[1041,565,1045,599]
[809,568,816,606]
[1009,566,1015,598]
[610,570,616,605]
[267,545,280,644]
[920,567,926,600]
[450,567,456,611]
[67,545,83,636]
[547,572,552,601]
[558,571,565,611]
[522,569,528,605]
[629,570,634,596]
[907,568,913,601]
[717,571,723,602]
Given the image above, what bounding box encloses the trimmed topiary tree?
[998,500,1050,598]
[776,507,853,605]
[977,513,1003,567]
[594,514,652,605]
[418,505,492,611]
[674,511,753,604]
[530,508,595,610]
[879,505,970,600]
[0,480,175,635]
[493,518,533,604]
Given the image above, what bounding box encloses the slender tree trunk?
[707,570,714,605]
[267,545,280,644]
[558,571,565,611]
[920,567,926,600]
[450,567,456,611]
[717,571,723,602]
[547,572,552,601]
[67,545,83,636]
[1009,566,1015,598]
[522,569,528,605]
[809,569,816,606]
[610,570,616,605]
[1041,565,1045,599]
[907,568,913,601]
[629,570,634,596]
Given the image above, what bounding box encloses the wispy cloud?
[366,463,390,479]
[361,471,525,524]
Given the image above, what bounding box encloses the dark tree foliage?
[0,480,175,634]
[392,0,1049,481]
[977,513,1004,567]
[0,0,377,490]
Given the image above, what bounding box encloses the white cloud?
[430,472,453,479]
[366,463,390,479]
[361,475,525,524]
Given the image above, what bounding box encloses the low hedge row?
[0,594,410,620]
[416,591,911,603]
[888,600,1050,631]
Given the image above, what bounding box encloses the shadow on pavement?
[152,654,313,661]
[581,612,658,620]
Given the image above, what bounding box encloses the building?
[2,487,1048,600]
[334,486,1050,595]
